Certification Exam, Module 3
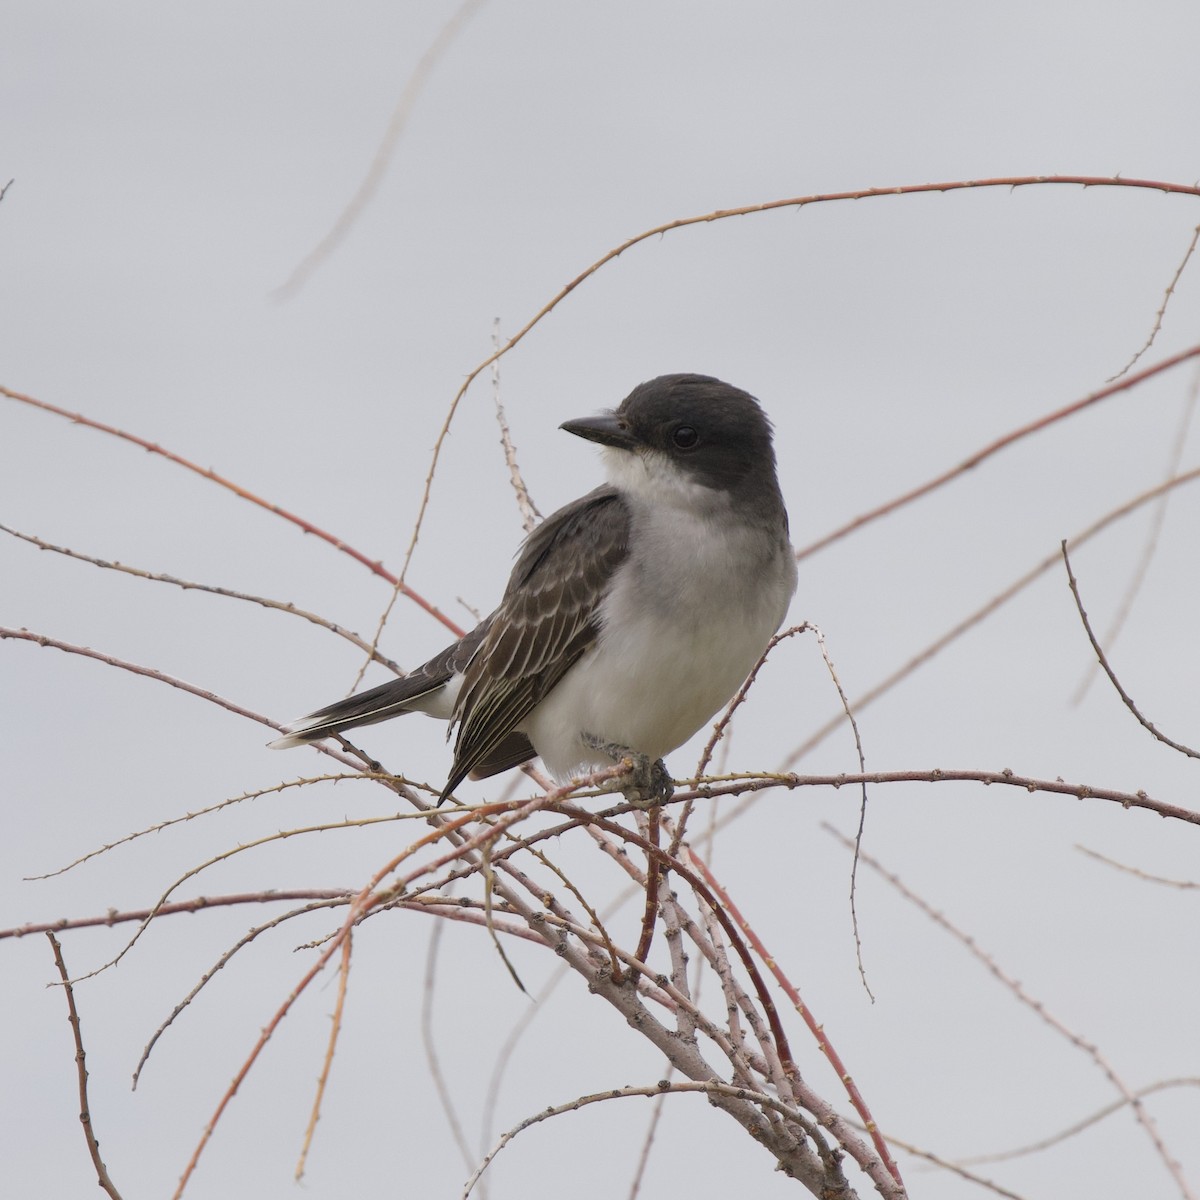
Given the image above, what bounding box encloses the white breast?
[524,449,797,779]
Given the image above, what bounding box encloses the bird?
[270,373,797,804]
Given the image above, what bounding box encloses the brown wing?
[439,485,631,800]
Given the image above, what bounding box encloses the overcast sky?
[4,4,1200,1198]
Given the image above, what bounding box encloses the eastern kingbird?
[271,374,797,803]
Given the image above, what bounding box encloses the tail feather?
[268,675,447,749]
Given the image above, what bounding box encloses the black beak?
[560,412,636,450]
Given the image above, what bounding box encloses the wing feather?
[440,486,630,799]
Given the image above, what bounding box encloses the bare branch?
[685,845,902,1187]
[798,340,1200,561]
[1061,541,1200,758]
[766,466,1200,783]
[26,773,408,883]
[420,913,478,1173]
[294,931,353,1180]
[274,0,489,299]
[822,824,1195,1199]
[956,1077,1200,1166]
[0,522,403,671]
[1075,846,1200,890]
[1073,369,1200,702]
[872,1129,1031,1200]
[134,895,353,1088]
[0,384,461,635]
[464,1080,837,1200]
[491,318,541,533]
[1107,220,1200,381]
[0,625,282,733]
[3,891,350,944]
[46,933,125,1200]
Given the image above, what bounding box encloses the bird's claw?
[583,734,674,807]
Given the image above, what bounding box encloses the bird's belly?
[525,565,790,779]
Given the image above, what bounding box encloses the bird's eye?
[671,425,699,450]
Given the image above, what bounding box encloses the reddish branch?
[686,851,902,1187]
[0,384,463,638]
[798,341,1200,560]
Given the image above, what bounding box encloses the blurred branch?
[956,1077,1200,1167]
[274,0,489,299]
[420,913,478,1174]
[1075,845,1200,889]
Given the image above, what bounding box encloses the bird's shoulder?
[503,483,631,600]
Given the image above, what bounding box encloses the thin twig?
[809,626,874,1001]
[0,384,460,634]
[765,466,1200,787]
[699,767,1200,826]
[46,933,125,1200]
[491,317,541,533]
[693,624,810,782]
[1061,541,1199,758]
[0,625,283,732]
[0,522,403,671]
[955,1077,1200,1166]
[1107,220,1200,381]
[873,1128,1030,1200]
[797,340,1200,561]
[3,891,350,943]
[1075,845,1200,889]
[823,823,1195,1200]
[274,0,489,299]
[463,1080,830,1200]
[420,910,478,1172]
[134,895,353,1087]
[1073,366,1200,702]
[66,813,435,981]
[26,773,412,882]
[295,929,353,1180]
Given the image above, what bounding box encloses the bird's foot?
[582,733,674,808]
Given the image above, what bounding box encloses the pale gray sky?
[4,3,1200,1198]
